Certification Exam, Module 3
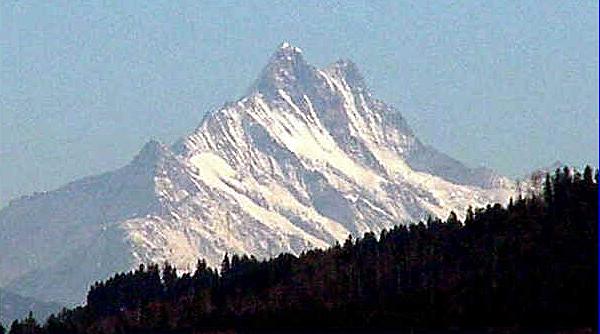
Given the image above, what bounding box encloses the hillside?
[7,167,596,334]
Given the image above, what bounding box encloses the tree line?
[4,166,598,334]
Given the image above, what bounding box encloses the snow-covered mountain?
[0,43,514,305]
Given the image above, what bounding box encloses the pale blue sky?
[1,1,598,205]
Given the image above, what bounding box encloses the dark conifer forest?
[5,167,598,334]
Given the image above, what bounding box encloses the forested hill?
[5,167,598,334]
[0,289,61,328]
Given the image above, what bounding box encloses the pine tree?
[221,253,231,275]
[162,262,177,300]
[343,234,353,249]
[584,165,594,185]
[465,206,475,225]
[563,166,572,183]
[194,259,207,276]
[43,314,65,334]
[9,320,19,334]
[8,312,41,334]
[543,172,553,205]
[447,211,459,225]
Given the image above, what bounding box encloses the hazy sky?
[1,1,598,205]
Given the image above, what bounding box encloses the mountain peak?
[268,42,306,67]
[131,139,170,167]
[278,41,303,54]
[326,59,367,91]
[252,43,315,96]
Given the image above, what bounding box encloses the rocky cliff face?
[0,43,514,305]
